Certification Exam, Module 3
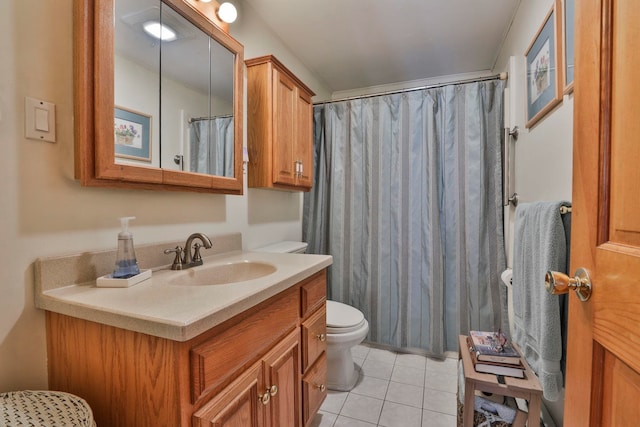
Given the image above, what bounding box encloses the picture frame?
[525,0,563,128]
[562,0,575,93]
[114,106,152,162]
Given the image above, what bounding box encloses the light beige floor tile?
[379,401,423,427]
[321,390,349,414]
[339,393,383,425]
[361,358,394,380]
[309,411,337,427]
[426,357,458,376]
[350,375,389,400]
[391,364,426,387]
[385,381,424,408]
[351,344,371,359]
[395,352,428,370]
[366,347,398,365]
[333,416,376,427]
[424,370,458,394]
[422,388,457,415]
[422,409,456,427]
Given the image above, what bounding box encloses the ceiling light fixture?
[143,21,177,41]
[217,2,237,24]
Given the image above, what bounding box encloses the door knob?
[545,268,592,302]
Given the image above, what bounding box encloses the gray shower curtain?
[303,81,506,354]
[189,116,234,176]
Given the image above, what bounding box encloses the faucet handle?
[164,246,184,270]
[192,243,204,264]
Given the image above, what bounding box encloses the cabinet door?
[193,362,266,427]
[272,69,297,186]
[263,329,301,427]
[294,89,313,188]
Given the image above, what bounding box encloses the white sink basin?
[168,260,277,286]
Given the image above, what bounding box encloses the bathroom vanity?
[35,235,331,426]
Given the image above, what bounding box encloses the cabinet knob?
[317,333,326,342]
[269,384,278,397]
[315,383,326,392]
[259,390,270,405]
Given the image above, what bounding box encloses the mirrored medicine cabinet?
[74,0,244,194]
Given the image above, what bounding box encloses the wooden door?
[566,0,640,425]
[192,363,265,427]
[263,330,301,427]
[273,68,297,186]
[295,89,313,188]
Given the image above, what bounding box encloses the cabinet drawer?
[190,289,299,403]
[301,305,326,373]
[300,271,326,319]
[302,353,327,427]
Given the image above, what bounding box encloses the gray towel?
[512,201,570,401]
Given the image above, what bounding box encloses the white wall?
[493,1,573,425]
[494,0,574,269]
[0,0,330,392]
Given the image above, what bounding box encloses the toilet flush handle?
[545,268,593,302]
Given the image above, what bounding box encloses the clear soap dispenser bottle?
[112,216,140,279]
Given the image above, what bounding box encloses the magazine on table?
[468,330,521,365]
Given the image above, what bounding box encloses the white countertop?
[36,250,332,341]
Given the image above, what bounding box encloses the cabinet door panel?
[302,353,327,426]
[190,289,298,403]
[301,306,327,373]
[263,329,301,427]
[192,362,265,427]
[273,70,296,186]
[295,89,313,188]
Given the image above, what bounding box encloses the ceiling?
[241,0,521,93]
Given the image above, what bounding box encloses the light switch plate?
[25,97,56,143]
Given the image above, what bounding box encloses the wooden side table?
[458,335,542,427]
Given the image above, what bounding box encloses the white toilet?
[255,241,369,391]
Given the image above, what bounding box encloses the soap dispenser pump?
[113,216,140,279]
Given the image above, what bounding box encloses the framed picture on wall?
[525,0,563,128]
[562,0,575,93]
[114,106,152,162]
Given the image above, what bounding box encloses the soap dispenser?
[112,216,140,279]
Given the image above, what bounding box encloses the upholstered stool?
[0,390,95,426]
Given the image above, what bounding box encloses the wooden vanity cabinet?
[246,55,315,191]
[45,270,327,427]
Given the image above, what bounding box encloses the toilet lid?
[326,300,365,329]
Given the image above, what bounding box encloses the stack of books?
[467,330,525,379]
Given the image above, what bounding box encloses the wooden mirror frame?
[74,0,244,194]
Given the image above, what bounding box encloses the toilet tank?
[255,241,308,254]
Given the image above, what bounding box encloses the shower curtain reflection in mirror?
[303,81,507,355]
[189,115,234,177]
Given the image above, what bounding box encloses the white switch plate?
[25,97,56,143]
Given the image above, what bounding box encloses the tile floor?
[311,344,459,427]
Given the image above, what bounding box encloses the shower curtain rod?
[314,72,507,105]
[188,114,232,124]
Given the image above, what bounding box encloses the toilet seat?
[326,300,366,334]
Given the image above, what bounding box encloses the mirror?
[74,0,244,194]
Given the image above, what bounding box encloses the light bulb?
[143,21,177,41]
[217,2,237,24]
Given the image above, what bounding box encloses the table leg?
[527,395,541,427]
[463,379,475,427]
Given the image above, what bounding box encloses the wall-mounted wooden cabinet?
[246,55,315,191]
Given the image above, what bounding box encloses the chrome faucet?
[164,233,213,270]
